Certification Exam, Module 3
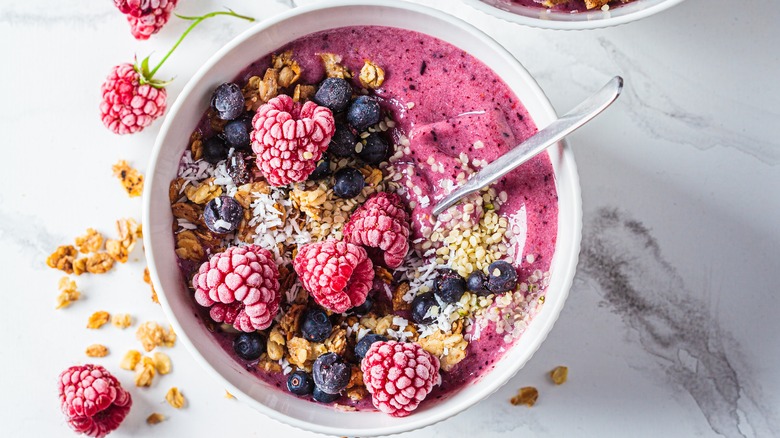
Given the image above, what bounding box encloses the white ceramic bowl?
[143,1,581,435]
[462,0,686,30]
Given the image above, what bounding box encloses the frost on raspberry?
[58,364,132,437]
[343,192,411,269]
[100,63,167,135]
[192,245,281,332]
[361,341,440,417]
[251,95,335,186]
[114,0,178,40]
[293,241,373,313]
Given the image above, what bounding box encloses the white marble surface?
[1,0,778,436]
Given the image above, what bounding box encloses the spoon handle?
[431,76,623,216]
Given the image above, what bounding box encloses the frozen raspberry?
[58,364,132,437]
[343,192,410,269]
[293,240,373,313]
[361,341,440,417]
[114,0,178,40]
[100,63,167,135]
[251,95,335,186]
[192,245,280,332]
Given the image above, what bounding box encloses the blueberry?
[358,133,389,165]
[312,387,340,403]
[312,352,351,395]
[223,117,251,149]
[467,271,490,296]
[333,167,365,199]
[328,124,357,158]
[202,136,229,164]
[203,196,243,234]
[314,78,352,113]
[301,308,332,343]
[232,332,265,360]
[354,334,387,360]
[286,370,314,396]
[411,293,438,324]
[433,269,466,303]
[227,150,251,185]
[346,96,381,132]
[350,296,373,315]
[308,156,331,181]
[210,83,245,120]
[486,260,518,293]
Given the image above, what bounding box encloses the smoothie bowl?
[463,0,686,30]
[143,1,581,435]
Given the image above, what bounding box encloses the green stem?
[148,9,254,78]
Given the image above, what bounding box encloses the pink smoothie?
[495,0,633,11]
[178,26,558,411]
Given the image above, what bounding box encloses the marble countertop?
[1,0,777,436]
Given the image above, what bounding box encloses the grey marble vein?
[578,207,777,437]
[0,204,64,267]
[0,8,115,28]
[595,38,780,166]
[274,0,298,8]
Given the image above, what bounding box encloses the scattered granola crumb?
[87,311,111,329]
[85,344,109,357]
[134,356,156,387]
[146,413,165,425]
[47,245,77,274]
[511,386,539,407]
[56,277,81,309]
[320,53,352,79]
[224,390,235,399]
[271,50,302,88]
[112,160,145,198]
[359,60,385,89]
[136,321,176,352]
[153,352,172,375]
[120,350,142,371]
[74,228,104,254]
[549,365,568,385]
[143,267,160,304]
[85,252,115,274]
[165,387,185,409]
[111,313,133,329]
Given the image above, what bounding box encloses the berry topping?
[210,83,245,120]
[328,124,358,158]
[355,333,387,360]
[486,260,518,293]
[301,307,332,343]
[100,63,167,135]
[251,95,335,186]
[223,117,252,149]
[361,341,440,417]
[350,295,374,315]
[203,196,243,234]
[313,77,353,113]
[410,293,438,324]
[433,269,466,303]
[287,370,315,396]
[114,0,178,40]
[343,192,410,269]
[202,136,230,164]
[233,331,265,360]
[312,353,351,395]
[58,364,132,437]
[227,150,251,185]
[293,240,374,313]
[192,245,280,332]
[346,96,381,132]
[333,167,365,199]
[358,132,390,164]
[308,156,331,181]
[466,270,490,296]
[312,387,340,403]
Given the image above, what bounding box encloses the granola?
[146,413,166,425]
[87,311,110,329]
[511,386,539,407]
[359,60,385,89]
[56,277,80,309]
[75,228,104,254]
[111,313,133,329]
[165,387,185,409]
[549,365,568,385]
[112,160,144,198]
[153,352,172,375]
[85,344,109,357]
[47,245,77,274]
[136,321,176,352]
[120,350,142,371]
[134,356,156,387]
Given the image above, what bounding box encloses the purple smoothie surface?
[176,25,558,412]
[493,0,633,12]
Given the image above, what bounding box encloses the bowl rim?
[461,0,686,30]
[143,0,582,435]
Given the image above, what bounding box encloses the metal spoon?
[431,76,623,216]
